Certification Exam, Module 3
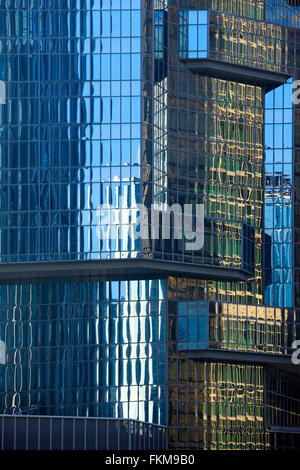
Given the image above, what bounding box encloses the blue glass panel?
[179,10,208,59]
[264,84,293,308]
[178,300,209,350]
[0,4,142,263]
[0,279,167,425]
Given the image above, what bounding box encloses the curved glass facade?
[0,278,167,425]
[0,1,142,262]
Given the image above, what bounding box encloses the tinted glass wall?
[0,0,300,452]
[0,0,142,262]
[0,278,167,426]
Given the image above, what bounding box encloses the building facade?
[0,0,299,450]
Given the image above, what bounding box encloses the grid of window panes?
[209,11,294,73]
[209,302,293,353]
[265,82,293,307]
[271,432,300,450]
[168,277,294,354]
[167,271,259,315]
[152,1,168,210]
[295,51,300,310]
[177,300,209,350]
[0,278,167,426]
[179,0,300,28]
[168,358,300,450]
[0,0,300,452]
[166,8,265,300]
[265,366,300,429]
[178,10,208,59]
[183,0,265,21]
[266,0,300,28]
[0,1,142,263]
[168,360,269,450]
[152,70,168,207]
[0,415,168,451]
[154,9,166,61]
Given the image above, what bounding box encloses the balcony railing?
[0,415,168,451]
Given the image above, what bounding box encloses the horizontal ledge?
[185,349,293,365]
[269,426,300,434]
[181,58,291,91]
[0,259,249,283]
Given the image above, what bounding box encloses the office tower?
[0,0,300,451]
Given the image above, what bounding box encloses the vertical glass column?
[264,81,293,307]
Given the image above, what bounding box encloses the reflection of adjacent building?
[0,3,168,434]
[0,278,167,425]
[164,0,300,450]
[0,8,86,263]
[0,0,300,452]
[167,276,298,450]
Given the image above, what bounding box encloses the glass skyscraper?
[0,0,300,451]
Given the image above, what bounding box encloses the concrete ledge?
[185,348,293,365]
[270,426,300,434]
[0,258,250,283]
[182,58,291,91]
